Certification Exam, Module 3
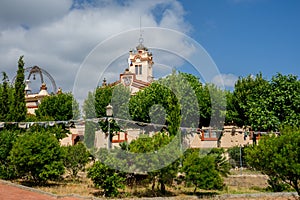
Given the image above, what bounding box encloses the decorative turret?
[38,83,49,96]
[102,78,107,87]
[57,87,62,94]
[128,38,154,83]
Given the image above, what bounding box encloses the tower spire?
[139,16,144,44]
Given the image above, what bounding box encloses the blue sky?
[0,0,299,102]
[180,0,300,79]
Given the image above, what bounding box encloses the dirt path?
[0,181,82,200]
[0,179,298,200]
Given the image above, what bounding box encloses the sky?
[0,0,299,104]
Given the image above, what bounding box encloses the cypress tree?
[0,72,10,121]
[12,56,27,122]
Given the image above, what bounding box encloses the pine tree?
[11,56,27,122]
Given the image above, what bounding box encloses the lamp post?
[106,104,113,149]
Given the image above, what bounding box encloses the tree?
[268,73,300,129]
[182,149,224,193]
[9,128,65,183]
[111,84,131,120]
[0,130,19,179]
[128,72,224,133]
[245,127,300,195]
[35,92,80,121]
[229,73,270,128]
[11,56,27,122]
[208,148,231,177]
[128,132,180,194]
[204,84,227,128]
[83,91,98,149]
[129,77,181,136]
[92,84,130,149]
[87,161,125,197]
[94,133,181,195]
[228,73,300,131]
[0,72,10,122]
[34,92,80,140]
[225,90,240,125]
[62,142,90,179]
[94,86,113,118]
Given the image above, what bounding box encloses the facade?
[25,81,50,115]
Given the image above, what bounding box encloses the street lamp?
[106,104,113,149]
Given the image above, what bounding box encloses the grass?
[16,170,270,198]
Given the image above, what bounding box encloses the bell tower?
[128,32,154,83]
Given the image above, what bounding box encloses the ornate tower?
[128,38,154,83]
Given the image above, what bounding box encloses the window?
[204,130,210,138]
[135,65,142,75]
[211,131,217,138]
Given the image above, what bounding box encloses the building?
[25,81,50,115]
[94,39,259,149]
[103,40,154,94]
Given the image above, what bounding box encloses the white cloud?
[212,73,238,88]
[0,0,197,106]
[0,0,72,28]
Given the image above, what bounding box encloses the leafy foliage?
[9,128,65,183]
[182,149,224,193]
[128,132,180,194]
[84,121,98,149]
[111,84,131,120]
[0,130,19,179]
[87,161,125,197]
[0,72,11,122]
[245,127,300,195]
[62,142,90,179]
[11,56,27,122]
[229,73,269,128]
[35,92,80,121]
[207,148,231,177]
[228,73,300,131]
[83,91,98,148]
[205,84,227,128]
[94,86,113,118]
[268,74,300,128]
[83,91,97,119]
[129,81,180,135]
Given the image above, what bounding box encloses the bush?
[245,127,300,196]
[87,161,125,197]
[0,130,19,179]
[62,142,90,179]
[9,129,64,183]
[182,150,224,193]
[266,176,292,192]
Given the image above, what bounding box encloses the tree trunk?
[151,177,156,191]
[159,179,166,195]
[293,180,299,197]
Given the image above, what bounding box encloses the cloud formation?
[0,0,191,97]
[212,73,238,88]
[1,0,225,109]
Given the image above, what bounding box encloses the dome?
[136,43,148,51]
